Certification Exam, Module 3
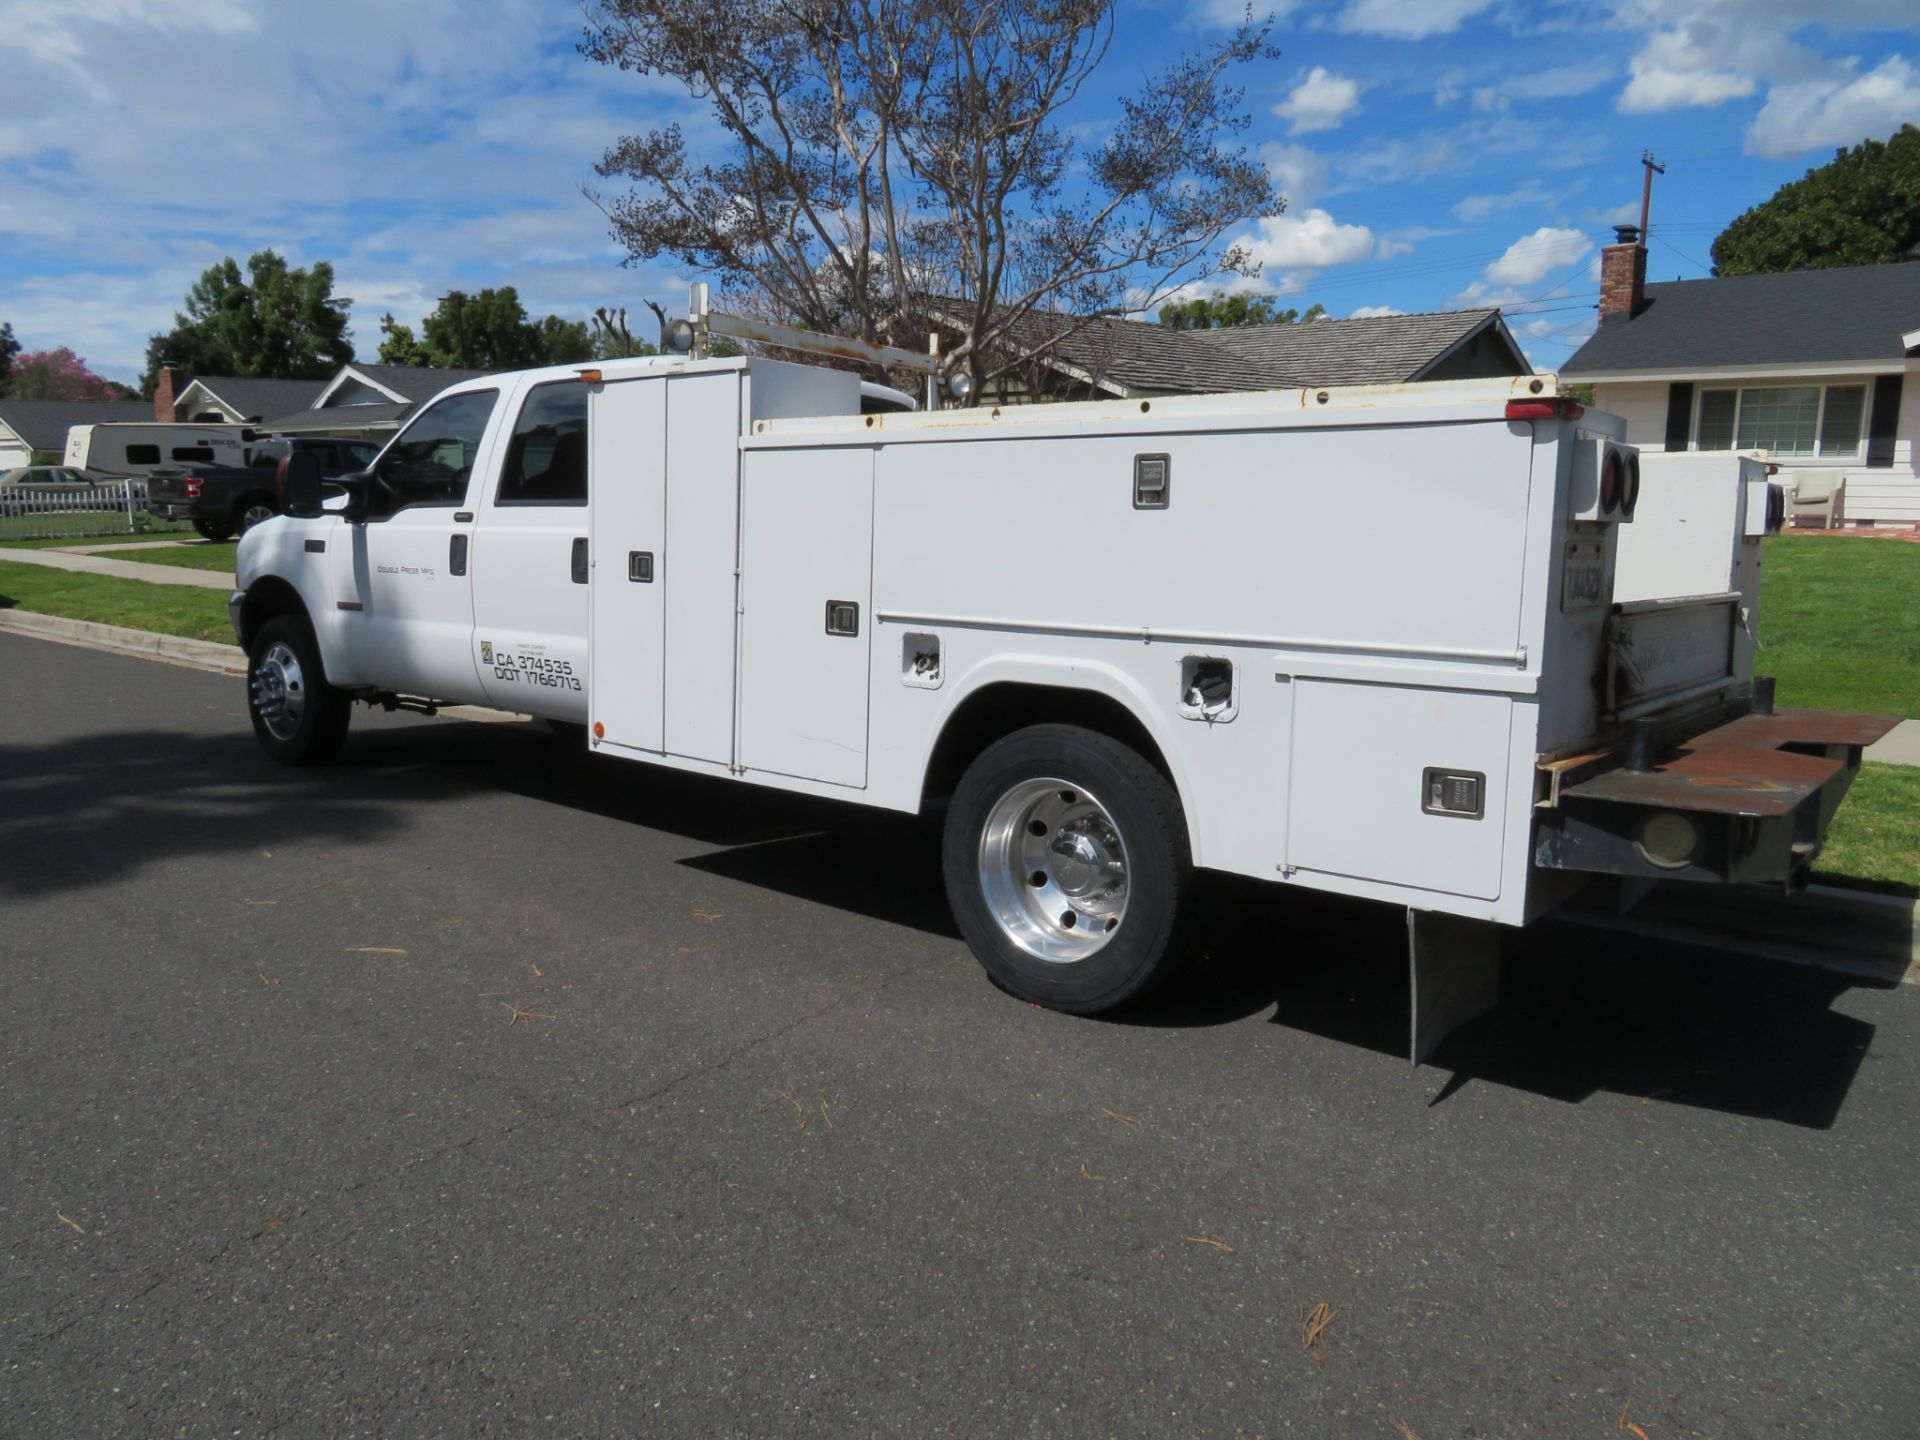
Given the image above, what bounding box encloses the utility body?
[230,350,1893,1056]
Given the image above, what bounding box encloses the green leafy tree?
[1158,295,1325,328]
[536,314,596,365]
[1712,124,1920,275]
[142,251,354,392]
[0,321,19,398]
[376,312,432,366]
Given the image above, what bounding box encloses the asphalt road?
[3,631,1916,1438]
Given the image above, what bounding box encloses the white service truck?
[229,339,1892,1058]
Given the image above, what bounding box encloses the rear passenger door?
[471,378,591,719]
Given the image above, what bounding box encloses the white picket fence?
[0,479,191,541]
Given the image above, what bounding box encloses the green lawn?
[1816,763,1920,896]
[0,559,233,643]
[1756,536,1920,718]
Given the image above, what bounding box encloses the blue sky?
[2,0,1916,384]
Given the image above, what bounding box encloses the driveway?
[3,632,1915,1437]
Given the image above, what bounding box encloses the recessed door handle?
[571,537,589,585]
[449,534,468,576]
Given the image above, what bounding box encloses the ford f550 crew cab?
[228,333,1894,1059]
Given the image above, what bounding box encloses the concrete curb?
[0,608,249,674]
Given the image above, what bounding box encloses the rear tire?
[247,615,350,765]
[943,724,1196,1015]
[192,519,233,542]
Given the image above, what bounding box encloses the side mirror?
[280,451,324,519]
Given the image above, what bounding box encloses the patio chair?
[1787,474,1844,529]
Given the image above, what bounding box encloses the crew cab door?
[471,378,590,719]
[329,387,500,704]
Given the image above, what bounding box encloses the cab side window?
[372,389,500,515]
[496,382,587,506]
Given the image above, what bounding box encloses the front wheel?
[247,615,350,764]
[943,724,1197,1015]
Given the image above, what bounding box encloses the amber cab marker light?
[577,368,603,384]
[592,721,605,740]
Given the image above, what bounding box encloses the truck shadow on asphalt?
[2,715,1882,1129]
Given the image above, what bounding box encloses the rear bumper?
[148,501,195,520]
[1533,702,1898,890]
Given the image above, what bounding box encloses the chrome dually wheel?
[943,724,1197,1015]
[251,640,307,741]
[246,615,351,765]
[978,777,1130,961]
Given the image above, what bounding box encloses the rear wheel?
[247,615,350,765]
[943,724,1196,1014]
[192,519,233,542]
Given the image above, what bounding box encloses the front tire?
[248,615,350,765]
[943,724,1197,1014]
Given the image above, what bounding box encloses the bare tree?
[583,0,1281,399]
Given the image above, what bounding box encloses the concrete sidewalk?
[0,544,233,589]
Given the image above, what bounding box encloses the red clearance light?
[1600,451,1624,512]
[1504,396,1585,422]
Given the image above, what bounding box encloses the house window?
[1694,384,1868,459]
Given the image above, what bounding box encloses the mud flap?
[1408,910,1502,1066]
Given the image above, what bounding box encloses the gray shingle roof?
[1562,262,1920,374]
[179,376,329,422]
[949,304,1520,395]
[0,399,155,451]
[260,402,415,434]
[345,363,495,402]
[1194,308,1511,386]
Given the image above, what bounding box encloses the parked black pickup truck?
[146,436,379,540]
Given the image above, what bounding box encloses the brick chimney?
[1599,225,1646,325]
[152,366,178,422]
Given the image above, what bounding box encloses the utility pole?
[1639,150,1666,244]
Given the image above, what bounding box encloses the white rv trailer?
[226,334,1892,1059]
[65,422,252,476]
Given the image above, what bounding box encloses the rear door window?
[496,382,588,506]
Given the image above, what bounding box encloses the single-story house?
[1562,234,1919,527]
[164,374,330,425]
[259,362,495,442]
[0,398,155,468]
[935,304,1530,404]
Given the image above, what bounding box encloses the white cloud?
[1584,201,1644,226]
[1507,64,1611,101]
[1376,237,1415,260]
[0,0,693,379]
[1260,142,1329,208]
[1452,183,1576,223]
[1232,208,1377,271]
[1273,67,1363,135]
[1484,227,1592,286]
[1339,0,1496,40]
[1746,55,1920,158]
[1350,305,1405,317]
